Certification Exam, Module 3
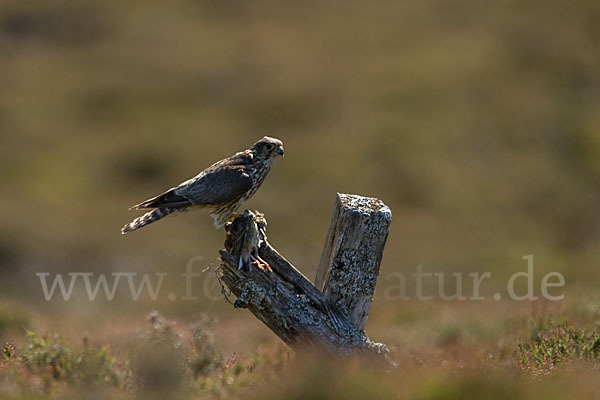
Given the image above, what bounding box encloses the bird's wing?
[130,187,193,210]
[181,165,254,206]
[130,152,253,210]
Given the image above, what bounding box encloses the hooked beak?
[276,147,284,157]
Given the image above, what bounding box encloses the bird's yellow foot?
[250,254,272,272]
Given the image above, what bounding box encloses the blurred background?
[0,0,599,396]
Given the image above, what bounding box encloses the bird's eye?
[265,143,274,150]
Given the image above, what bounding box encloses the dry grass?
[1,304,600,399]
[1,0,599,397]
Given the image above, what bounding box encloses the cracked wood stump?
[218,193,392,357]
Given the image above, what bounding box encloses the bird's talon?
[250,254,272,273]
[253,260,265,271]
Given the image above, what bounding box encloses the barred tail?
[121,208,176,234]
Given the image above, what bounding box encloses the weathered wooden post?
[316,194,392,331]
[218,193,391,358]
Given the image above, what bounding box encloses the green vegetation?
[517,323,600,377]
[4,312,600,399]
[1,0,599,297]
[1,0,599,397]
[0,312,290,398]
[0,331,131,397]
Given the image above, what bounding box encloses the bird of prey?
[224,210,271,272]
[121,136,284,234]
[238,211,271,271]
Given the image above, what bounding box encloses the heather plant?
[516,323,600,378]
[0,330,132,398]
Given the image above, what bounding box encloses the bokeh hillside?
[0,0,599,398]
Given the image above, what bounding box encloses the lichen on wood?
[316,193,392,331]
[218,195,391,359]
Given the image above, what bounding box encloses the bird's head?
[251,136,284,161]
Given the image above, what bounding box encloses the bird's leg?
[250,252,272,272]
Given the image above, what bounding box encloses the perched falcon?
[121,136,284,234]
